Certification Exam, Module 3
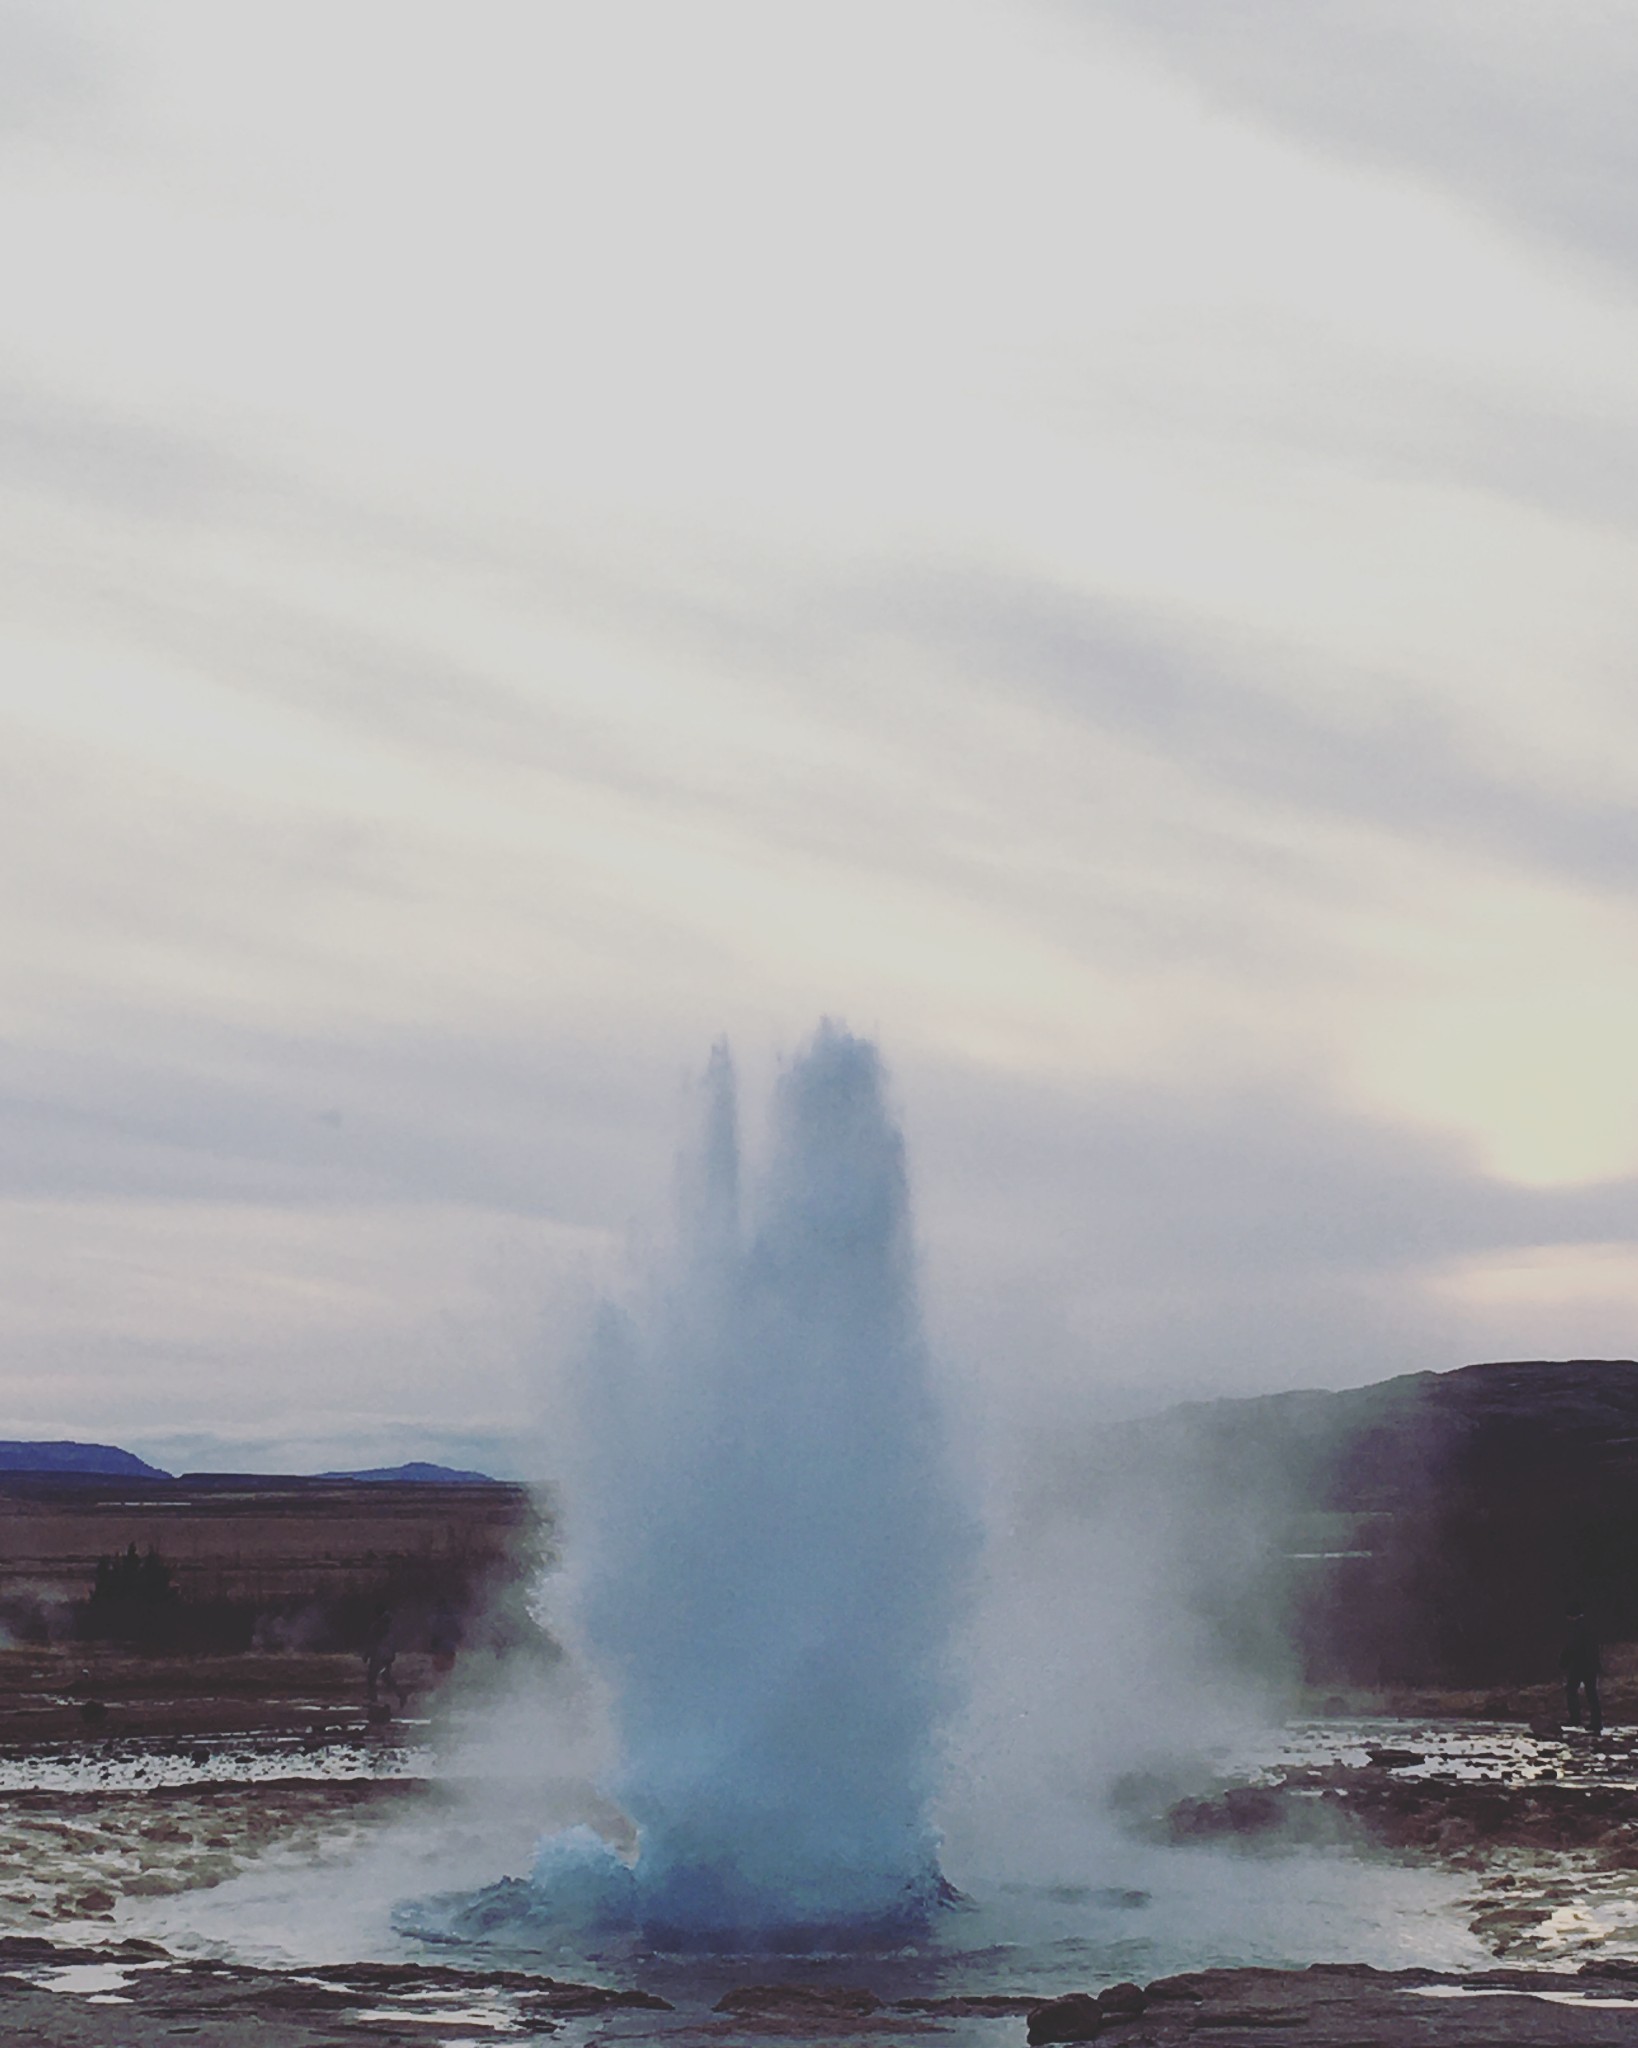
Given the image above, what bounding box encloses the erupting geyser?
[530,1023,970,1946]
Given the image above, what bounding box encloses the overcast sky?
[4,0,1638,1475]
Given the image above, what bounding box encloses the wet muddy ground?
[12,1940,1638,2047]
[0,1643,443,1744]
[10,1696,1638,2043]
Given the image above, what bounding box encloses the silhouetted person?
[1562,1607,1602,1736]
[362,1604,406,1710]
[429,1608,461,1675]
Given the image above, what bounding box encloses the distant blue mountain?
[317,1460,499,1485]
[0,1441,171,1478]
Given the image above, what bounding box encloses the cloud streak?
[1077,2,1638,287]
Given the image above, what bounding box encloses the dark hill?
[1091,1361,1638,1690]
[0,1441,170,1479]
[1112,1359,1638,1516]
[317,1462,498,1485]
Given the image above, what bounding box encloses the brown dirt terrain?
[0,1645,396,1742]
[0,1644,453,1742]
[0,1471,547,1739]
[0,1470,540,1613]
[1294,1639,1638,1728]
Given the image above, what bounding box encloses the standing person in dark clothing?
[363,1604,407,1712]
[1562,1608,1603,1736]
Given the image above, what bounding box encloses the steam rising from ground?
[531,1024,971,1941]
[101,1028,1499,1982]
[939,1427,1285,1890]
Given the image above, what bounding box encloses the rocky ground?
[0,1775,425,1931]
[8,1679,1638,2044]
[1020,1963,1638,2044]
[10,1945,1638,2048]
[0,1933,673,2046]
[1155,1717,1638,1968]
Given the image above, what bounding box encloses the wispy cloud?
[1076,2,1638,287]
[0,1017,680,1222]
[871,571,1638,898]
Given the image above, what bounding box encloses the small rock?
[1167,1786,1285,1839]
[1144,1973,1211,2002]
[714,1984,883,2019]
[1096,1981,1146,2018]
[1026,1991,1102,2043]
[1364,1748,1423,1769]
[1223,1785,1284,1830]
